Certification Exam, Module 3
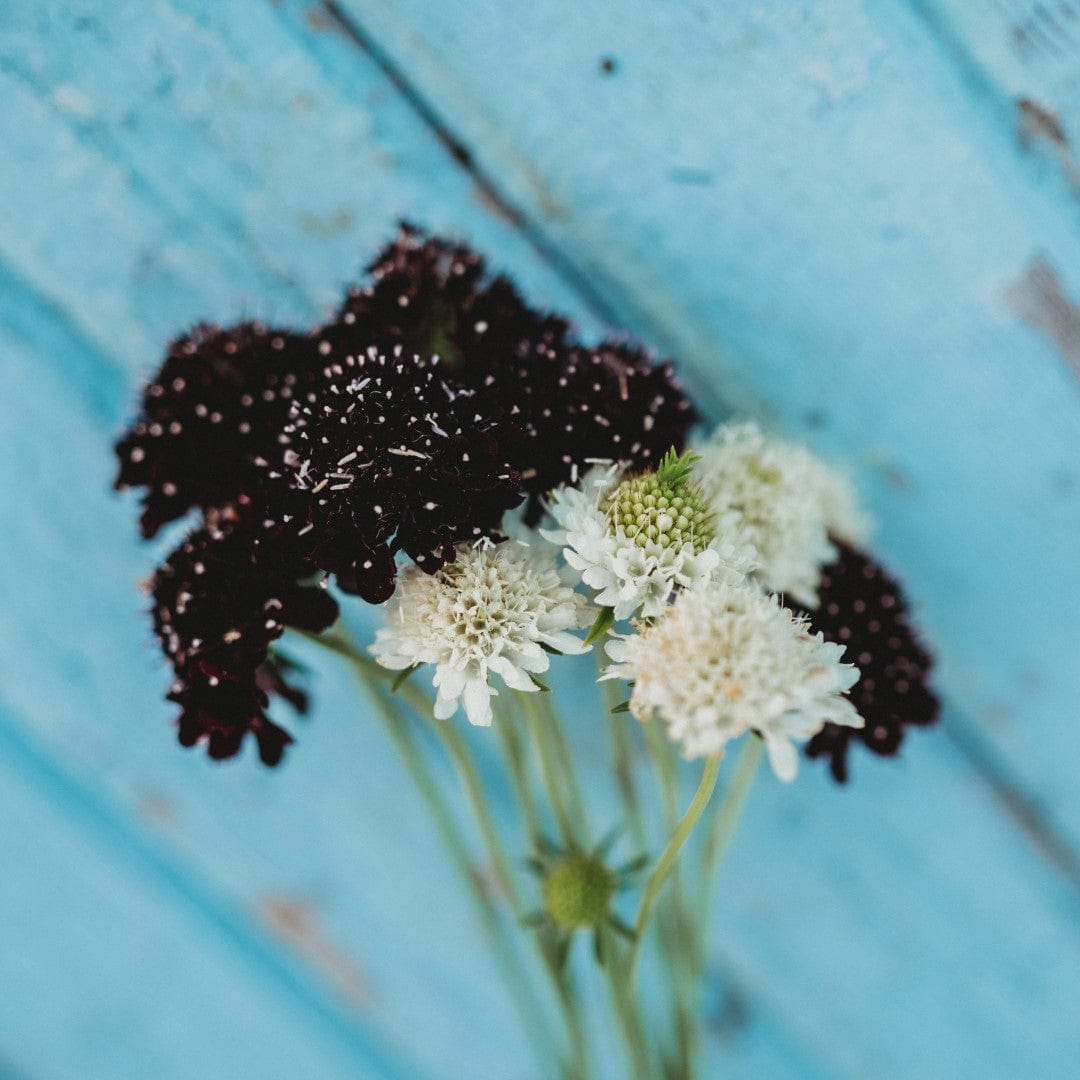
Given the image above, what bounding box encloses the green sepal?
[584,606,616,645]
[390,666,417,694]
[607,915,637,942]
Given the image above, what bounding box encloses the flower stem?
[602,949,654,1080]
[628,753,723,985]
[697,736,763,917]
[437,718,522,907]
[540,691,589,842]
[518,690,578,847]
[494,698,544,843]
[642,720,700,1077]
[598,666,646,851]
[344,658,556,1067]
[305,631,591,1079]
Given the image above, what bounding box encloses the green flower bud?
[542,852,618,930]
[603,448,714,552]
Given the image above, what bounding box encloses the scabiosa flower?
[115,322,320,538]
[326,225,697,496]
[327,223,569,377]
[469,338,699,498]
[151,513,338,765]
[370,537,590,727]
[278,346,524,603]
[544,451,753,621]
[692,422,868,608]
[802,541,939,782]
[605,580,863,781]
[522,833,645,963]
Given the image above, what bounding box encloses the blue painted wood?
[338,0,1080,858]
[2,1,1080,1077]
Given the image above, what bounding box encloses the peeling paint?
[1017,98,1080,197]
[258,896,372,1008]
[1005,257,1080,382]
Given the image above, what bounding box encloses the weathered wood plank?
[0,712,413,1080]
[333,0,1080,861]
[2,1,1080,1076]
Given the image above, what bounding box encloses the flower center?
[542,853,617,930]
[603,449,714,551]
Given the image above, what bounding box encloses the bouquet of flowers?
[116,226,938,1078]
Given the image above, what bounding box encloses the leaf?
[520,911,547,928]
[524,856,547,877]
[594,926,608,967]
[594,824,623,859]
[584,606,616,645]
[390,666,417,693]
[529,675,552,693]
[610,699,632,715]
[607,915,637,942]
[617,853,650,880]
[540,642,564,656]
[536,833,560,856]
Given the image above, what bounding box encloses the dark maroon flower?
[326,223,568,374]
[802,541,939,782]
[323,225,697,496]
[279,346,523,603]
[116,322,320,537]
[152,512,338,764]
[468,337,698,497]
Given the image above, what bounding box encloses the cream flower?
[370,538,590,726]
[604,580,862,781]
[692,422,869,608]
[543,452,753,622]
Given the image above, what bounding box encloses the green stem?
[343,658,555,1067]
[518,690,578,847]
[628,754,723,985]
[643,721,699,1079]
[697,736,764,918]
[436,718,521,907]
[494,697,544,843]
[599,668,646,852]
[541,691,589,842]
[306,631,590,1079]
[603,950,654,1080]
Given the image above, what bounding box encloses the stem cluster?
[305,628,762,1079]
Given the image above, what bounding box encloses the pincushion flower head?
[370,536,590,726]
[605,579,862,780]
[544,449,754,622]
[693,421,868,607]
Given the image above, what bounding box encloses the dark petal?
[462,337,698,494]
[801,541,939,783]
[255,651,310,715]
[152,513,338,766]
[282,345,522,596]
[115,323,321,537]
[252,718,294,767]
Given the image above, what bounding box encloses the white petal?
[764,733,798,782]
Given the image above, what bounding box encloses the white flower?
[692,422,869,608]
[543,453,753,622]
[370,538,590,726]
[604,580,862,781]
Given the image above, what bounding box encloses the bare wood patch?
[1005,257,1080,382]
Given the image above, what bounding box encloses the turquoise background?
[2,1,1080,1076]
